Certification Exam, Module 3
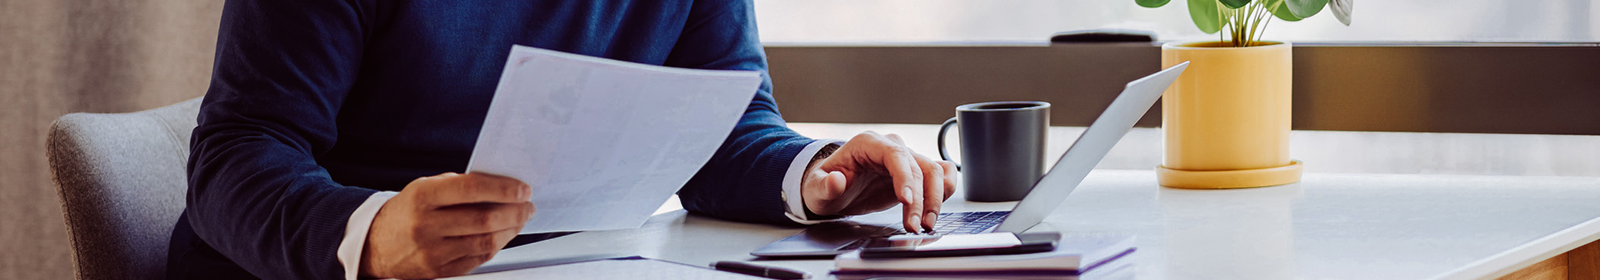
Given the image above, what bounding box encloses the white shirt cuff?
[782,139,849,224]
[337,191,398,280]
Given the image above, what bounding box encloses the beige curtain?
[0,0,221,278]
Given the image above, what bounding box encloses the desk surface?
[463,124,1600,280]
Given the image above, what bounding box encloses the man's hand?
[360,172,535,279]
[801,132,959,233]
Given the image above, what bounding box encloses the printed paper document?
[467,45,762,234]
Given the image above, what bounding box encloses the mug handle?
[937,117,962,171]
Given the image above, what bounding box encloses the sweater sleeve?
[185,0,376,279]
[667,0,815,226]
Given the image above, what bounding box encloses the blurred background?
[1,0,1596,278]
[754,0,1600,44]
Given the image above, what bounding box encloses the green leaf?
[1329,0,1352,25]
[1284,0,1328,18]
[1136,0,1171,8]
[1269,0,1304,21]
[1187,0,1221,34]
[1218,0,1251,9]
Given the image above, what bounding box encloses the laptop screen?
[992,62,1188,233]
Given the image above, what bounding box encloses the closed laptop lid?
[992,62,1188,233]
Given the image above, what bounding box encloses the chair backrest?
[46,98,201,280]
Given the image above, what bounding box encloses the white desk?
[464,124,1600,279]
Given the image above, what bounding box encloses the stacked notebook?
[833,233,1136,278]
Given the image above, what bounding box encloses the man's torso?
[320,0,695,190]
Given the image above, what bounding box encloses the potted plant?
[1136,0,1352,189]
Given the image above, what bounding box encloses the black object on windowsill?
[1050,29,1156,43]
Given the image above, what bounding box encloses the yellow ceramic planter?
[1158,41,1302,189]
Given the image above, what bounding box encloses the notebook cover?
[834,232,1136,275]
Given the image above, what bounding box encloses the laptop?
[750,62,1189,257]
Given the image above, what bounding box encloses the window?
[755,0,1600,44]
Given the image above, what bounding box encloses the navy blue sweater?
[169,0,813,279]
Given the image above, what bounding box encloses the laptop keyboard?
[836,211,1011,251]
[927,211,1009,234]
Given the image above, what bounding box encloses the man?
[170,0,958,279]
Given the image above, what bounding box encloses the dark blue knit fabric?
[169,0,812,279]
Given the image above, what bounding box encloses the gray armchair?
[46,98,201,280]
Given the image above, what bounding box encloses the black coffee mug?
[937,101,1049,202]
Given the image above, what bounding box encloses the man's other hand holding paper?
[360,173,534,279]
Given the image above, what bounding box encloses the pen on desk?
[710,261,811,279]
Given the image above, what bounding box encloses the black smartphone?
[858,232,1060,259]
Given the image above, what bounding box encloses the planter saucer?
[1157,160,1303,189]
